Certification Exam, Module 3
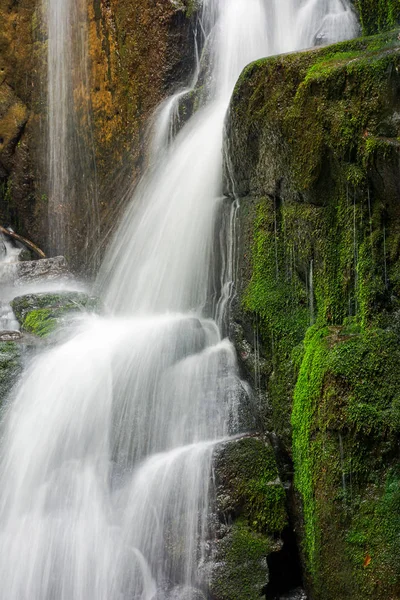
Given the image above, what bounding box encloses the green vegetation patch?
[292,326,400,597]
[355,0,400,35]
[214,436,288,535]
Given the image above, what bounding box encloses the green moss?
[228,29,400,599]
[243,198,309,443]
[292,326,400,597]
[233,28,400,434]
[211,438,287,600]
[355,0,400,34]
[22,308,61,338]
[291,326,329,575]
[347,469,400,590]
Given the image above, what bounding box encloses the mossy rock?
[355,0,400,34]
[11,291,101,338]
[0,341,21,403]
[225,28,400,600]
[214,436,287,534]
[208,437,288,600]
[292,325,400,599]
[226,29,400,446]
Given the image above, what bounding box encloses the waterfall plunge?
[0,1,358,598]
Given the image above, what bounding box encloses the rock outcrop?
[224,29,400,599]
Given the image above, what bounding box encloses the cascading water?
[0,1,358,598]
[0,234,21,331]
[44,0,99,268]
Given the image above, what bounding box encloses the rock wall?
[225,30,400,599]
[0,0,42,245]
[87,0,198,258]
[0,0,197,271]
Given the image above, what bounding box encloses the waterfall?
[0,1,358,598]
[44,0,100,268]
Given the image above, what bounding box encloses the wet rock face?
[0,83,29,181]
[354,0,400,34]
[224,29,400,600]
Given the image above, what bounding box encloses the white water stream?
[44,0,99,266]
[0,1,358,598]
[0,234,21,331]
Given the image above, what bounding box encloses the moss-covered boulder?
[0,341,21,403]
[224,28,400,600]
[225,29,400,443]
[209,437,288,600]
[11,291,101,338]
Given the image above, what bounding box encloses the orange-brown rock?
[0,0,197,271]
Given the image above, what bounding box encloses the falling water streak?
[215,197,240,331]
[0,235,21,331]
[338,432,346,498]
[353,191,358,315]
[0,1,359,598]
[383,224,388,289]
[309,260,315,326]
[44,0,100,268]
[215,139,243,331]
[367,187,374,258]
[216,133,244,332]
[254,317,262,396]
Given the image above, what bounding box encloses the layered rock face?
[225,29,400,600]
[0,0,197,271]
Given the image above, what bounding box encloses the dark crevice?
[263,527,304,600]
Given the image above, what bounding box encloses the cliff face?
[225,30,400,599]
[88,0,197,256]
[0,0,41,244]
[0,0,197,270]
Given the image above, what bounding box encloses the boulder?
[0,256,71,285]
[11,291,101,338]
